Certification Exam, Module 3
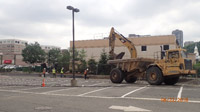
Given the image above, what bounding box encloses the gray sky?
[0,0,200,49]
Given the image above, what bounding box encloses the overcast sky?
[0,0,200,49]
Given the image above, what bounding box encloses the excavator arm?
[109,27,137,60]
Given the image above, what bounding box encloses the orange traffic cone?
[42,78,45,87]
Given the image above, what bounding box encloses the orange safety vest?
[84,70,87,75]
[43,69,46,74]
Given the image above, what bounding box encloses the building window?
[163,45,169,50]
[15,41,20,44]
[141,46,147,51]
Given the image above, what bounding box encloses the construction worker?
[43,68,46,77]
[52,68,56,78]
[60,67,64,78]
[84,68,88,80]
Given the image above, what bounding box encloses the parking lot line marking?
[17,87,46,91]
[0,89,36,94]
[177,85,183,99]
[87,82,105,86]
[121,86,147,98]
[0,86,20,89]
[45,80,69,85]
[1,88,200,104]
[41,88,76,94]
[77,87,112,96]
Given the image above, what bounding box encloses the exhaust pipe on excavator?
[160,46,165,59]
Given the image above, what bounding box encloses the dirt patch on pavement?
[179,78,200,86]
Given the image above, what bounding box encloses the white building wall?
[77,44,176,61]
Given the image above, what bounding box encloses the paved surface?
[0,74,200,112]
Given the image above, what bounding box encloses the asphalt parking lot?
[0,74,200,112]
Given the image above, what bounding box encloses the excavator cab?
[168,51,179,61]
[166,49,186,60]
[160,48,193,76]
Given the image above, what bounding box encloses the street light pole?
[67,5,79,86]
[0,53,3,65]
[72,9,75,80]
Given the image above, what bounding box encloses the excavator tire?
[146,67,163,85]
[164,76,179,85]
[125,75,137,83]
[110,68,124,83]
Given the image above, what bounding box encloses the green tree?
[184,43,195,53]
[48,49,61,66]
[77,49,87,73]
[69,48,79,61]
[98,48,108,65]
[98,48,111,75]
[57,49,70,72]
[184,42,200,54]
[197,42,200,54]
[78,49,87,61]
[22,42,46,64]
[193,62,200,77]
[88,57,97,74]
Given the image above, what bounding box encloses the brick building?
[0,39,27,65]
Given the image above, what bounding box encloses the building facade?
[70,35,177,61]
[172,29,183,47]
[0,39,61,66]
[0,39,28,65]
[41,45,61,53]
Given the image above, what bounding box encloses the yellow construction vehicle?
[108,27,196,85]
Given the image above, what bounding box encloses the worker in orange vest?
[43,68,46,77]
[84,68,88,80]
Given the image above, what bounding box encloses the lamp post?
[67,6,79,86]
[0,53,3,65]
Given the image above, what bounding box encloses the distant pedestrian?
[84,68,88,80]
[43,68,46,77]
[60,67,64,78]
[52,68,56,78]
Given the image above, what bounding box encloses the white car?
[9,65,17,69]
[3,65,11,69]
[0,65,6,68]
[3,65,17,69]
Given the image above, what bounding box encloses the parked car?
[3,65,17,69]
[9,65,17,69]
[0,65,6,69]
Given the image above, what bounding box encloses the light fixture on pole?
[66,5,79,86]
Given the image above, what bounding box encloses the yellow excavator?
[108,27,196,85]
